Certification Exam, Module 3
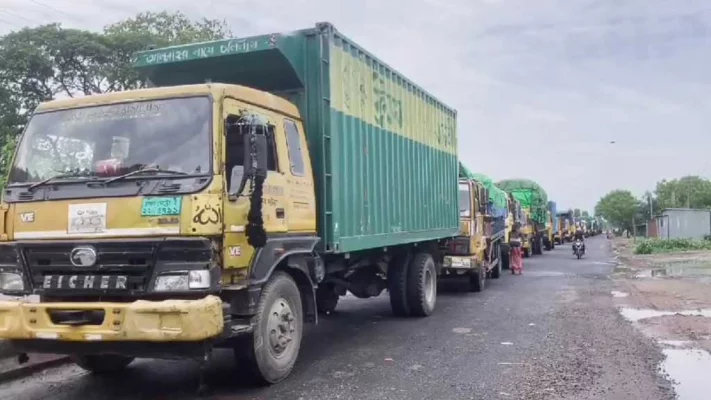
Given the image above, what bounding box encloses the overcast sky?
[2,0,710,211]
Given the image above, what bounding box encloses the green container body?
[134,22,460,254]
[496,179,549,224]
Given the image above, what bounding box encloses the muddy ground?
[612,238,711,351]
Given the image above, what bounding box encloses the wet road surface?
[0,237,674,400]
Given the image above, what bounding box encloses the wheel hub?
[267,298,295,357]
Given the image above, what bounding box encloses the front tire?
[468,267,485,292]
[238,272,303,385]
[72,354,134,374]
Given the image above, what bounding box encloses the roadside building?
[655,208,711,240]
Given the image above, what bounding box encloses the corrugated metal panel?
[326,28,459,253]
[132,23,460,254]
[659,209,711,240]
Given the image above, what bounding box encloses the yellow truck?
[441,166,504,292]
[556,211,573,243]
[519,210,534,257]
[0,24,462,388]
[544,211,556,251]
[501,193,521,269]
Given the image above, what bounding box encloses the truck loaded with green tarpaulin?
[496,179,549,256]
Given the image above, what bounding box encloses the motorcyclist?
[573,229,585,254]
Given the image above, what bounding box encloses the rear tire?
[468,267,485,292]
[238,272,303,385]
[388,253,411,317]
[501,250,510,270]
[406,253,437,317]
[72,354,134,374]
[489,245,502,279]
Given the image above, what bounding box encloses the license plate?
[42,275,128,290]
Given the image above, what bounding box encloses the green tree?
[573,208,582,218]
[594,190,643,232]
[101,11,231,92]
[654,176,711,210]
[581,210,590,218]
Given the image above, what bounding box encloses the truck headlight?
[0,271,25,292]
[154,270,211,291]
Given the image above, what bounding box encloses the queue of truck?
[0,23,577,389]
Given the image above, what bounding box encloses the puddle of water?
[660,340,693,348]
[524,271,569,277]
[611,291,629,298]
[661,348,711,400]
[635,261,711,279]
[619,307,711,322]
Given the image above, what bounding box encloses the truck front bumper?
[0,295,224,343]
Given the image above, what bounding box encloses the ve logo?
[19,212,35,223]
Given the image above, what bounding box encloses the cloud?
[2,0,711,212]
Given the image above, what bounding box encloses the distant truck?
[544,201,558,251]
[556,211,572,243]
[442,164,504,291]
[496,179,549,258]
[0,23,460,386]
[502,192,523,268]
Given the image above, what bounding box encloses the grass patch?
[634,238,711,255]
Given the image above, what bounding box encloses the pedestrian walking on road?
[510,228,523,275]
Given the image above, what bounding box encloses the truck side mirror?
[228,123,270,200]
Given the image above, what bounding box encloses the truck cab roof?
[35,83,301,120]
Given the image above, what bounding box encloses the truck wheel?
[315,284,339,314]
[523,248,530,258]
[489,246,502,279]
[239,271,303,385]
[72,354,134,374]
[501,250,510,270]
[406,253,437,317]
[468,266,485,292]
[388,253,411,317]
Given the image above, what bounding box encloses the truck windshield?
[8,96,212,185]
[459,183,471,217]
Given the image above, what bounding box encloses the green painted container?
[134,22,459,254]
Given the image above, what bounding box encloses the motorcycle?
[573,240,585,259]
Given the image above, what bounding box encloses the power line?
[0,16,22,29]
[0,9,39,25]
[27,0,78,21]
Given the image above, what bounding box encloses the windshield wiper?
[26,173,98,191]
[103,167,189,185]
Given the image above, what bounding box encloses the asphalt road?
[0,237,674,400]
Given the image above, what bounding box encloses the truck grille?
[18,239,213,296]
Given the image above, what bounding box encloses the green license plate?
[141,196,182,216]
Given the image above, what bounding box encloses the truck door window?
[284,119,305,176]
[225,113,278,189]
[458,183,471,217]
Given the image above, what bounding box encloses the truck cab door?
[221,99,288,272]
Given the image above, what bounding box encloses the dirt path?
[611,238,711,399]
